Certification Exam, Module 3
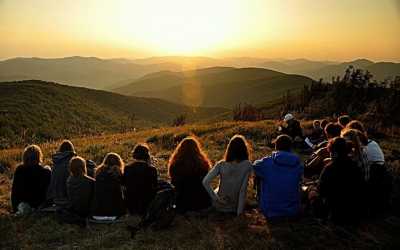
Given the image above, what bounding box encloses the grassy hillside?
[0,57,180,89]
[1,120,400,249]
[114,67,314,108]
[0,80,227,148]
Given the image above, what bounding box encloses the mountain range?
[113,67,314,108]
[1,56,398,90]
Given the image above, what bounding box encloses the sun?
[116,0,240,55]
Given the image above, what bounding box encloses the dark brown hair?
[96,152,125,176]
[328,137,350,158]
[22,145,43,167]
[132,143,150,161]
[69,156,86,177]
[224,135,250,162]
[338,115,351,128]
[59,140,75,153]
[168,136,210,178]
[274,135,292,152]
[320,119,329,130]
[324,122,342,139]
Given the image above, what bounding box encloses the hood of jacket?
[52,151,76,165]
[271,151,300,167]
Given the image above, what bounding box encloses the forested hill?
[0,80,227,148]
[114,67,315,108]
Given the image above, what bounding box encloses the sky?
[1,0,400,61]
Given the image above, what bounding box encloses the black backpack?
[128,180,176,238]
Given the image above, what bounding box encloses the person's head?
[313,120,321,129]
[168,136,210,178]
[69,156,87,177]
[320,119,328,130]
[274,135,292,152]
[58,140,75,153]
[346,120,366,134]
[338,115,351,128]
[22,144,43,167]
[96,152,125,176]
[283,113,294,123]
[328,137,351,160]
[341,128,364,156]
[224,135,251,162]
[324,122,342,139]
[132,143,151,162]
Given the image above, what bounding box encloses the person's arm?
[237,166,251,215]
[11,167,22,212]
[202,163,221,202]
[252,158,266,179]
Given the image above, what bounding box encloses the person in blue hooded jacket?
[253,135,303,219]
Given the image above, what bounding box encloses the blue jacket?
[253,151,303,218]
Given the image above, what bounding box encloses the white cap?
[283,113,294,122]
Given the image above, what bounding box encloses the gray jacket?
[46,151,76,206]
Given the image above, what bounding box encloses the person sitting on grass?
[202,135,253,216]
[346,120,389,215]
[47,140,77,208]
[11,145,51,215]
[124,143,158,216]
[91,153,126,220]
[66,156,95,218]
[168,136,212,213]
[304,122,342,178]
[279,113,303,142]
[308,137,365,225]
[253,135,303,219]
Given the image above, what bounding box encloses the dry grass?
[0,120,400,249]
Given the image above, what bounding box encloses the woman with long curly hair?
[168,136,211,213]
[202,135,252,215]
[91,153,126,219]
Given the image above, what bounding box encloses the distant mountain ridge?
[1,56,398,90]
[114,67,314,108]
[0,57,181,89]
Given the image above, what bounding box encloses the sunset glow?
[1,0,399,60]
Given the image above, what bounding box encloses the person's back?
[92,166,126,217]
[67,175,95,217]
[124,161,158,215]
[11,145,51,213]
[254,151,303,218]
[253,135,303,218]
[319,157,364,224]
[203,160,252,214]
[172,169,211,213]
[12,163,51,212]
[168,137,212,213]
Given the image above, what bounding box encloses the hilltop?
[0,80,227,148]
[1,120,399,249]
[114,67,314,108]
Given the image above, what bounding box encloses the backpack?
[128,180,176,238]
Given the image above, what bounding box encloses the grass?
[0,120,400,249]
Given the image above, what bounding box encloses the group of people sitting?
[10,114,390,227]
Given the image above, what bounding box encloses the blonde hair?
[96,152,124,176]
[23,145,43,167]
[69,156,87,177]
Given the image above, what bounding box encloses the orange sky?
[1,0,399,61]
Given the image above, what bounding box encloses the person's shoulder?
[253,156,272,166]
[14,164,25,174]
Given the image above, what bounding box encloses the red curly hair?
[168,136,210,179]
